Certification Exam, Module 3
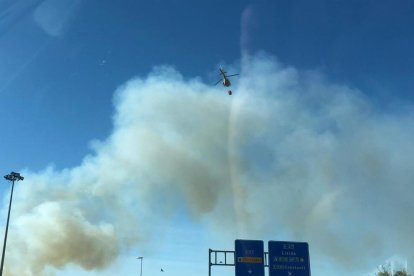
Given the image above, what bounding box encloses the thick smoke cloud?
[2,55,414,275]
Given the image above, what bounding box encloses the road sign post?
[235,239,265,276]
[268,241,310,276]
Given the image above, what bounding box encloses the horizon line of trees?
[376,265,411,276]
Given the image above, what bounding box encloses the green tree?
[394,272,411,276]
[376,265,411,276]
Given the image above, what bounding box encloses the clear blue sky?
[1,0,414,275]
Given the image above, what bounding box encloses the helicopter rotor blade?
[214,79,222,85]
[226,74,239,78]
[219,68,227,74]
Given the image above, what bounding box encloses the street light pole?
[1,172,24,275]
[137,256,143,276]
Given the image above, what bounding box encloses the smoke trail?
[240,5,255,57]
[2,56,414,275]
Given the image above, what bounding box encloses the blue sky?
[1,0,414,275]
[1,0,414,170]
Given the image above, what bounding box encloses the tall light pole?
[1,172,24,275]
[136,256,143,276]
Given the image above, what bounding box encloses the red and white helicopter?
[214,68,239,95]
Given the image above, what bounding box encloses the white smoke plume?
[2,54,414,275]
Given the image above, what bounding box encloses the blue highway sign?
[268,241,311,276]
[235,239,265,276]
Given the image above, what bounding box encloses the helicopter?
[214,68,239,95]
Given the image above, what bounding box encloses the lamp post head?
[4,172,24,181]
